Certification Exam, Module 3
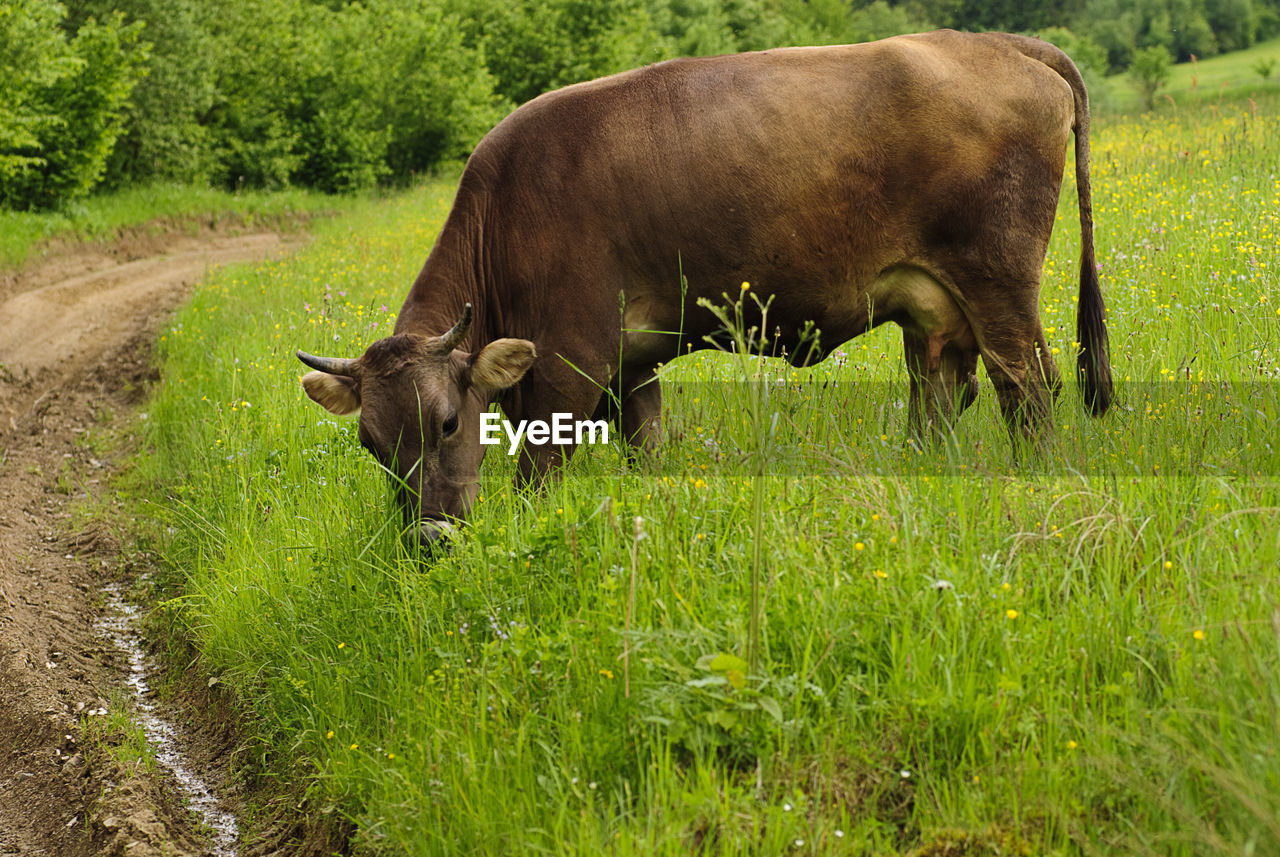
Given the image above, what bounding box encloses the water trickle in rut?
[96,581,239,856]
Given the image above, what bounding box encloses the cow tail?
[1001,34,1114,416]
[1069,70,1114,416]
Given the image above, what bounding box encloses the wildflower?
[326,730,335,739]
[1067,740,1078,750]
[874,569,888,579]
[599,668,614,679]
[1006,609,1019,620]
[741,281,751,291]
[350,743,359,751]
[855,541,865,551]
[1193,629,1206,641]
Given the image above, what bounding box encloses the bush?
[0,3,147,209]
[93,0,220,188]
[1129,44,1174,109]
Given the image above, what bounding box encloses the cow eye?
[442,412,459,438]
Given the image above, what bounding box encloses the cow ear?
[469,339,536,393]
[302,371,361,415]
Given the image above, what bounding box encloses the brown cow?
[298,29,1113,545]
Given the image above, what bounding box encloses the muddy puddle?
[95,581,239,856]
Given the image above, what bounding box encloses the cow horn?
[296,350,356,376]
[438,303,473,353]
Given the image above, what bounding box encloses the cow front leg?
[903,329,979,440]
[620,367,662,454]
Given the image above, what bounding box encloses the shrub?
[0,4,147,209]
[1129,44,1174,110]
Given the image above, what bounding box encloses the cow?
[297,29,1113,546]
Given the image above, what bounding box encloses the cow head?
[296,305,536,547]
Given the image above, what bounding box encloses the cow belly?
[865,265,975,365]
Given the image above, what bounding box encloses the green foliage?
[0,0,77,183]
[0,1,146,208]
[1130,43,1174,108]
[448,0,662,106]
[5,0,1280,208]
[1255,55,1279,77]
[94,0,219,187]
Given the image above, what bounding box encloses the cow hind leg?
[976,316,1057,447]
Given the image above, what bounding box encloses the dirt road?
[0,229,300,856]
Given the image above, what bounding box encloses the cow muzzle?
[416,518,458,549]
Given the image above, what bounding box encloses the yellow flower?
[599,668,614,679]
[1164,560,1173,569]
[350,743,359,751]
[1067,740,1078,750]
[873,569,888,579]
[1193,629,1206,641]
[855,542,865,551]
[741,281,750,291]
[326,730,335,739]
[1006,609,1019,620]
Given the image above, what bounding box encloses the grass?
[132,93,1280,855]
[1104,35,1280,114]
[0,182,342,272]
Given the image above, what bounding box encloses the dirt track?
[0,229,300,855]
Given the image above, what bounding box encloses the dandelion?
[1193,629,1206,640]
[1006,609,1019,620]
[855,541,865,551]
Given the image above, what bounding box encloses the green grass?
[133,95,1280,855]
[0,182,341,271]
[1105,35,1280,114]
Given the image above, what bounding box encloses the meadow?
[133,90,1280,854]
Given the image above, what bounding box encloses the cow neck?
[394,206,494,354]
